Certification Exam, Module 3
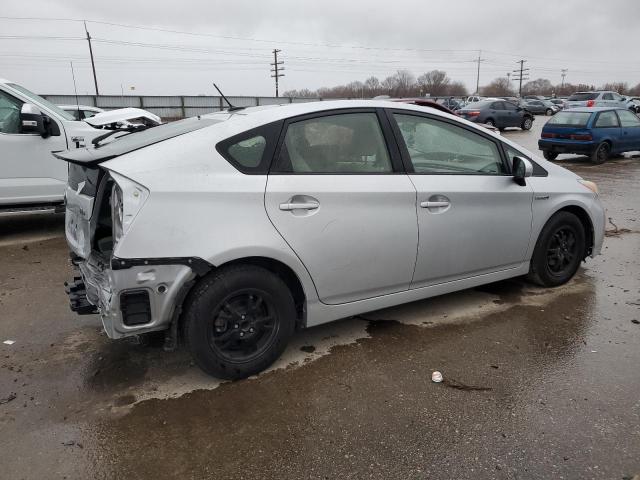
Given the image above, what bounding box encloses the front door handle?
[420,201,450,208]
[279,201,319,211]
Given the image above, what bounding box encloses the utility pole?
[506,72,511,82]
[270,49,285,97]
[475,50,485,95]
[561,69,568,88]
[84,21,99,95]
[512,60,529,97]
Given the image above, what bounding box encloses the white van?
[0,79,160,213]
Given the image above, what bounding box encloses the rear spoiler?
[53,116,221,166]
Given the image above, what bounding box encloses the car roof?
[59,105,102,110]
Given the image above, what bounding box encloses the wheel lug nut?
[234,324,239,329]
[249,327,254,333]
[239,332,244,337]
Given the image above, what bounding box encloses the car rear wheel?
[590,142,610,164]
[484,119,495,127]
[183,265,296,379]
[521,117,533,130]
[545,108,553,116]
[527,211,586,287]
[543,151,558,161]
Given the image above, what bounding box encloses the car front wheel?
[183,265,296,379]
[521,117,533,130]
[545,108,553,116]
[527,211,586,287]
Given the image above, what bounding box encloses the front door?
[265,109,418,305]
[0,89,67,205]
[389,110,533,288]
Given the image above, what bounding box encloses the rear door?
[388,110,533,288]
[0,88,68,205]
[488,102,506,127]
[502,101,521,127]
[264,109,418,305]
[616,109,640,152]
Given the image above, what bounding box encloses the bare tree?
[521,78,554,96]
[417,70,450,96]
[446,81,468,97]
[393,70,416,97]
[599,82,629,94]
[629,83,640,96]
[481,78,514,97]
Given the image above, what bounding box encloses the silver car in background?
[57,100,605,379]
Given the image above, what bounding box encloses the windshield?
[547,111,592,127]
[568,92,598,101]
[7,83,75,121]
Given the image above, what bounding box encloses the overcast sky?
[1,0,639,96]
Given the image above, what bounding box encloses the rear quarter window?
[216,120,282,174]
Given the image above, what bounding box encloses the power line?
[512,60,529,96]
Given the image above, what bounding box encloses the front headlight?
[109,172,149,245]
[578,179,599,195]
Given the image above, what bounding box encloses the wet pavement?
[1,116,639,479]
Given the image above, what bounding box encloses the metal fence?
[41,94,324,120]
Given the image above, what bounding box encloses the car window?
[617,109,640,127]
[547,111,592,126]
[83,110,98,119]
[490,102,504,110]
[0,90,24,134]
[602,93,613,100]
[503,102,518,111]
[227,135,267,168]
[595,111,620,128]
[393,114,506,175]
[274,113,392,173]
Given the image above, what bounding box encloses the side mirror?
[512,156,533,186]
[20,103,45,136]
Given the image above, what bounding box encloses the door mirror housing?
[20,103,46,136]
[512,156,533,186]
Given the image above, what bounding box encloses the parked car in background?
[564,91,629,110]
[523,99,560,116]
[549,98,566,109]
[538,107,640,163]
[435,97,464,111]
[466,95,483,103]
[58,99,604,379]
[457,99,534,130]
[523,95,547,101]
[59,105,104,121]
[393,98,499,133]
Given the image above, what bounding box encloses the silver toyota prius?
[57,100,605,379]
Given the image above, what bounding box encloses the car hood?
[85,108,162,127]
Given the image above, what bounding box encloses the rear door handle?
[420,201,450,208]
[279,201,319,211]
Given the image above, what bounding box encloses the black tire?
[543,151,558,161]
[183,265,296,379]
[527,211,586,287]
[521,116,533,130]
[484,118,495,127]
[545,108,553,116]
[590,142,610,164]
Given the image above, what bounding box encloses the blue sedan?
[538,107,640,164]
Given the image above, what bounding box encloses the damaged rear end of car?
[57,117,220,346]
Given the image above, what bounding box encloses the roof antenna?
[70,61,81,121]
[213,83,245,112]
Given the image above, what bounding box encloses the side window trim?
[269,108,403,175]
[385,108,511,176]
[216,120,283,174]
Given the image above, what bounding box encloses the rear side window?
[595,111,619,128]
[217,121,281,174]
[568,92,599,101]
[272,112,392,173]
[547,112,592,127]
